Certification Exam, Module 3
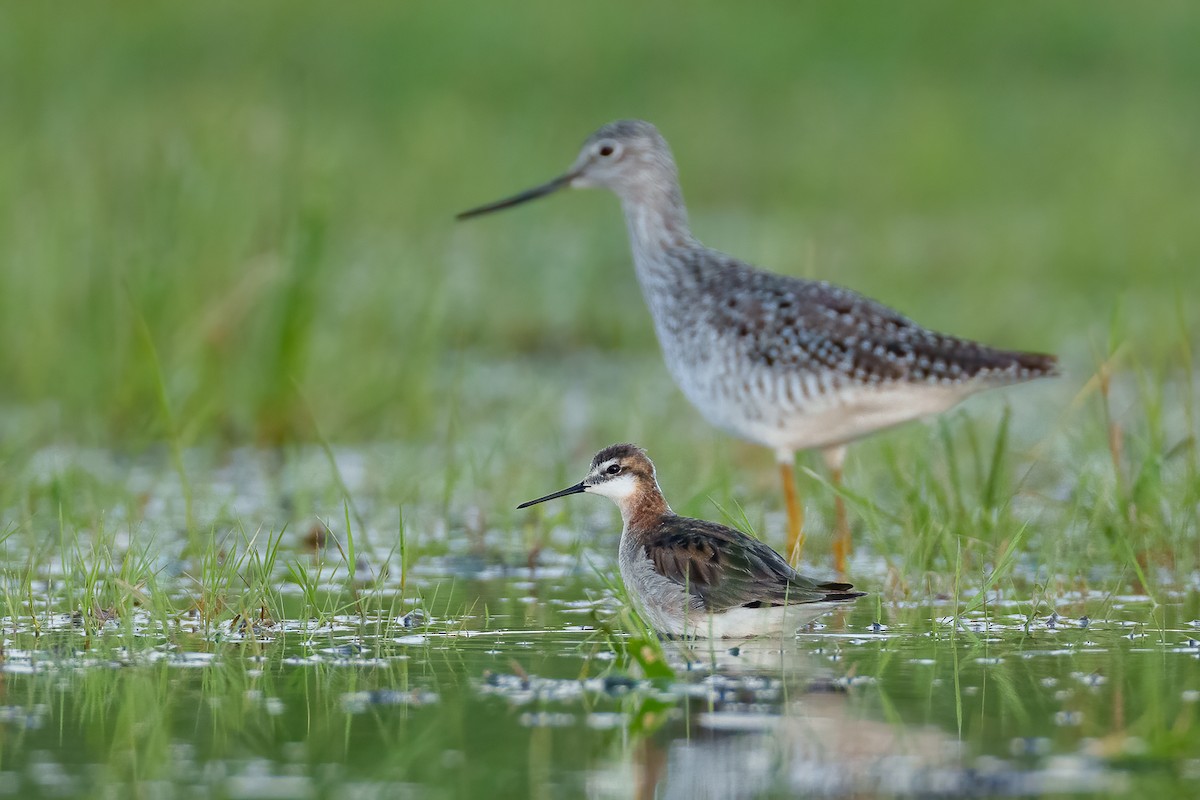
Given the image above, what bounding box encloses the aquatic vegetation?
[1,2,1198,797]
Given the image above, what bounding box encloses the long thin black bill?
[517,482,587,509]
[457,173,574,220]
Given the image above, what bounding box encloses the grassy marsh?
[1,2,1199,797]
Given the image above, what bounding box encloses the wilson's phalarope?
[517,443,864,638]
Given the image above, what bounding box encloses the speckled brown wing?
[642,516,863,613]
[703,255,1058,386]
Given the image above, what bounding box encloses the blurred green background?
[1,1,1196,448]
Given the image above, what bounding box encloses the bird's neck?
[616,481,672,533]
[620,189,706,301]
[620,188,693,253]
[616,154,697,259]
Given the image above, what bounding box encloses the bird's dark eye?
[605,463,621,475]
[598,144,614,157]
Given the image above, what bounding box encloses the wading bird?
[518,443,863,638]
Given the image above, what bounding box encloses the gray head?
[517,443,660,509]
[457,120,681,219]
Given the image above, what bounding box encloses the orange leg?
[824,446,851,574]
[780,459,805,565]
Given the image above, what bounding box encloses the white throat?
[586,472,639,504]
[586,473,670,526]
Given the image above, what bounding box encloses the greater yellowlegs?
[462,120,1058,571]
[518,443,863,637]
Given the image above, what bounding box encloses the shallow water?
[2,565,1198,797]
[1,442,1198,798]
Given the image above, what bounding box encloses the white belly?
[732,383,969,453]
[671,360,972,454]
[618,533,851,639]
[685,602,843,638]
